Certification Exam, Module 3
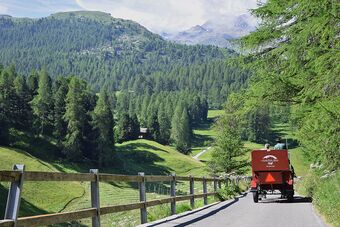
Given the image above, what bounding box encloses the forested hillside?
[0,11,249,108]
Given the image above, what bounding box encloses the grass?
[115,139,206,176]
[0,137,208,226]
[298,171,340,226]
[191,110,223,161]
[0,147,85,218]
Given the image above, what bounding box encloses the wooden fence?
[0,164,250,227]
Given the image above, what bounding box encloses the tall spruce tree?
[179,107,191,153]
[117,113,130,142]
[27,70,39,98]
[53,77,69,147]
[30,68,53,136]
[129,113,140,140]
[0,69,11,145]
[92,90,115,167]
[171,103,192,153]
[0,69,16,128]
[63,77,87,160]
[13,75,32,129]
[171,102,183,149]
[158,102,171,144]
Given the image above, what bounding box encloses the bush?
[216,183,241,201]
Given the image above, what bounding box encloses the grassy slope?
[0,138,206,225]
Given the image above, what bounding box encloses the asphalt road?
[141,192,326,227]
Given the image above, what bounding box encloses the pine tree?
[179,107,191,153]
[129,113,140,140]
[208,94,248,175]
[117,113,130,142]
[30,68,53,136]
[0,69,10,144]
[171,102,183,148]
[53,77,69,146]
[63,77,87,160]
[158,102,171,144]
[92,89,115,167]
[171,103,192,153]
[148,113,160,141]
[140,95,150,127]
[0,110,9,145]
[13,75,32,129]
[0,69,16,128]
[27,70,39,98]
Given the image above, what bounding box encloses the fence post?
[203,177,207,205]
[170,173,176,215]
[189,175,194,209]
[218,178,221,189]
[90,169,100,227]
[225,176,229,188]
[138,172,147,224]
[213,177,217,192]
[5,164,25,227]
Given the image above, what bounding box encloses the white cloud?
[1,0,83,18]
[76,0,259,33]
[0,4,8,14]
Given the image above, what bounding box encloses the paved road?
[193,147,211,160]
[141,192,325,227]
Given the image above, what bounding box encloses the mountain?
[163,14,256,48]
[0,11,226,91]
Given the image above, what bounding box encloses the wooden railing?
[0,164,250,227]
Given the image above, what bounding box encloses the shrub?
[216,183,241,201]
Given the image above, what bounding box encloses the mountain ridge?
[163,14,256,48]
[0,11,226,91]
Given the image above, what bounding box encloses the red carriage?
[250,149,295,202]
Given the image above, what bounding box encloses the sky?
[0,0,259,33]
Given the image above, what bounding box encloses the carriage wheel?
[253,191,259,203]
[287,191,294,202]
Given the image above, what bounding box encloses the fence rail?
[0,164,250,227]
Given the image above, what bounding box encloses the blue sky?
[0,0,259,33]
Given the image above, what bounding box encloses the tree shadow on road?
[147,192,248,227]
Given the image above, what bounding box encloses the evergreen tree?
[27,70,39,98]
[179,107,191,153]
[0,68,10,144]
[148,113,160,142]
[63,77,87,160]
[0,69,16,128]
[53,77,69,146]
[30,68,53,136]
[129,113,140,140]
[171,103,192,153]
[0,110,9,145]
[209,94,248,175]
[13,75,32,129]
[171,102,183,148]
[92,89,115,167]
[117,113,130,142]
[158,102,171,144]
